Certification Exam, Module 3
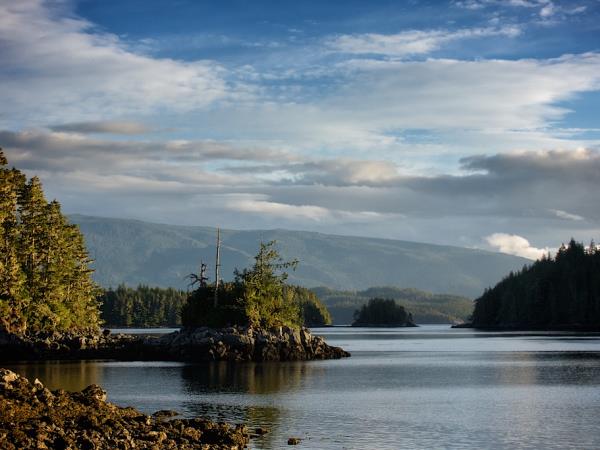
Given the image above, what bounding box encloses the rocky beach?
[0,368,249,449]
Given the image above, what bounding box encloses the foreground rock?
[0,326,350,362]
[0,368,249,449]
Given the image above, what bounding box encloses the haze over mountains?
[72,215,528,299]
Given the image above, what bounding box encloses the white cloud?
[224,194,387,223]
[485,233,553,259]
[539,2,556,17]
[549,209,585,221]
[454,0,588,20]
[226,196,331,221]
[202,52,600,153]
[327,26,521,57]
[0,0,239,126]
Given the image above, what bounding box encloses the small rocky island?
[0,369,249,449]
[351,298,417,327]
[0,325,349,362]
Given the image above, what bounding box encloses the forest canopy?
[99,285,187,328]
[0,150,101,334]
[471,239,600,329]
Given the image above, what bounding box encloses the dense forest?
[0,150,100,334]
[182,241,331,329]
[471,239,600,329]
[98,283,331,328]
[352,298,416,327]
[99,285,188,327]
[313,286,472,324]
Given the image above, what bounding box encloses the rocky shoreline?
[451,323,600,331]
[0,326,350,362]
[0,368,249,449]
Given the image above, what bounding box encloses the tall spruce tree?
[0,149,101,333]
[0,151,28,333]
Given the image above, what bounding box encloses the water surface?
[7,325,600,449]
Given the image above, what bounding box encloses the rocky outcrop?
[0,326,350,362]
[0,368,249,449]
[147,326,350,362]
[0,329,144,361]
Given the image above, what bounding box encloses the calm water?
[7,325,600,449]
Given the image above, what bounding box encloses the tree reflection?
[180,361,313,395]
[5,360,102,391]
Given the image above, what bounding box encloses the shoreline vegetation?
[458,239,600,331]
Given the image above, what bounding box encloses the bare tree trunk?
[214,228,221,307]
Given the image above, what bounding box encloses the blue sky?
[1,0,600,259]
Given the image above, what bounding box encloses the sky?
[1,0,600,259]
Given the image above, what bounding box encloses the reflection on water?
[6,360,104,391]
[5,325,600,449]
[181,361,314,395]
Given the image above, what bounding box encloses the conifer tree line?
[0,150,100,334]
[99,284,188,327]
[471,239,600,328]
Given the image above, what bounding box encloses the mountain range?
[71,215,528,299]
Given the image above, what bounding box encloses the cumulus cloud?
[328,26,521,57]
[485,233,553,259]
[0,0,238,126]
[50,121,154,135]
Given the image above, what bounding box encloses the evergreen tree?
[0,151,28,333]
[0,150,101,334]
[236,241,301,328]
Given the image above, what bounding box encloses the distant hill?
[313,286,473,325]
[70,215,529,298]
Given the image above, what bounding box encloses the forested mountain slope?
[71,215,529,298]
